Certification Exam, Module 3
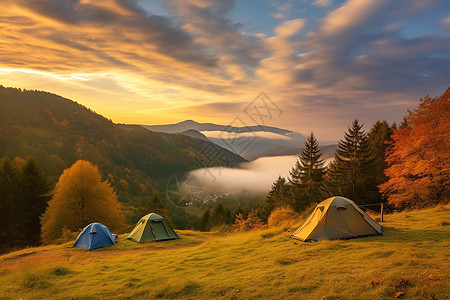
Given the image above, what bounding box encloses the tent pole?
[380,203,384,223]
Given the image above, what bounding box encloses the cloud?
[0,0,254,97]
[0,0,448,141]
[190,155,299,194]
[274,19,306,36]
[321,0,386,35]
[270,1,294,20]
[312,0,332,7]
[441,15,450,26]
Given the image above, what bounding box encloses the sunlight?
[0,68,91,82]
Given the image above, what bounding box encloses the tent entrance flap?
[152,221,170,240]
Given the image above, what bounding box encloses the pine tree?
[327,120,376,203]
[209,202,232,228]
[368,120,394,200]
[143,190,170,222]
[17,158,51,246]
[265,176,291,210]
[289,132,326,207]
[0,157,20,251]
[199,208,210,231]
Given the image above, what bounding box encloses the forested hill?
[0,86,245,207]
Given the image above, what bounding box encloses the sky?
[0,0,449,140]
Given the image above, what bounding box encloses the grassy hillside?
[0,205,448,299]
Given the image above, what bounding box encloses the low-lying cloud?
[190,155,299,194]
[189,155,333,195]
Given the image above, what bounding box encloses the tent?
[73,223,117,250]
[290,196,383,241]
[127,213,179,242]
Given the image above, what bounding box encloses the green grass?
[0,205,449,299]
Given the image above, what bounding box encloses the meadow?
[0,205,448,299]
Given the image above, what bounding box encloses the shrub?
[52,226,78,244]
[233,212,265,232]
[210,224,233,233]
[268,206,300,227]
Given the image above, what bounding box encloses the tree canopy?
[379,88,450,207]
[289,132,326,207]
[41,160,126,243]
[327,120,377,203]
[0,157,50,252]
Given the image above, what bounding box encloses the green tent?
[127,213,179,242]
[290,196,383,242]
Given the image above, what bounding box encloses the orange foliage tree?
[379,88,450,208]
[41,160,126,243]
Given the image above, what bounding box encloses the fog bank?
[190,156,295,194]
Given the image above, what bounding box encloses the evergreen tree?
[327,120,376,203]
[289,132,326,208]
[368,121,394,200]
[143,190,171,223]
[209,202,232,228]
[265,176,291,211]
[0,157,20,251]
[17,158,51,246]
[199,208,210,231]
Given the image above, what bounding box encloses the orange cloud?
[0,0,448,140]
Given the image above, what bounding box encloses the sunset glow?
[1,0,449,139]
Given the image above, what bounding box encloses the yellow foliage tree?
[41,160,126,243]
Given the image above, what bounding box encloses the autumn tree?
[41,160,126,243]
[327,120,376,203]
[289,132,326,207]
[379,88,450,207]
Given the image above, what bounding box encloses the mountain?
[142,120,310,160]
[0,86,245,223]
[180,129,209,141]
[144,119,294,135]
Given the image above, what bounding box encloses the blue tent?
[73,223,116,250]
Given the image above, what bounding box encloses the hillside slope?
[0,86,245,218]
[0,205,448,299]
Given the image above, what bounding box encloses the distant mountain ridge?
[142,120,335,160]
[142,120,294,135]
[180,129,210,141]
